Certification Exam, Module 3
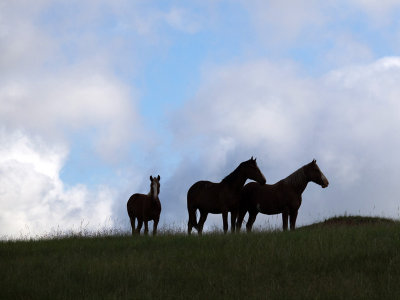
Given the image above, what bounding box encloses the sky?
[1,0,400,238]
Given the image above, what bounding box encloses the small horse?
[127,175,161,236]
[236,159,329,232]
[187,157,266,235]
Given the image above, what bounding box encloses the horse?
[127,175,161,236]
[236,159,329,232]
[187,157,266,235]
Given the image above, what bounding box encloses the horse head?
[149,175,161,199]
[305,159,329,188]
[241,157,267,184]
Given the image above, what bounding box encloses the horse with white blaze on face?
[127,175,161,236]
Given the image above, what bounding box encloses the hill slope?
[302,215,397,228]
[1,216,400,299]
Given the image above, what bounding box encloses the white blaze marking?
[152,181,159,199]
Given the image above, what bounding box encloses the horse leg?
[246,212,257,233]
[222,211,228,234]
[188,207,197,235]
[197,211,208,236]
[188,222,192,235]
[136,219,143,234]
[230,210,238,233]
[129,216,136,236]
[144,221,149,235]
[236,209,246,232]
[282,211,289,231]
[289,210,298,231]
[153,217,159,236]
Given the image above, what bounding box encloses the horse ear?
[157,175,160,181]
[150,175,153,181]
[312,159,316,164]
[251,156,254,161]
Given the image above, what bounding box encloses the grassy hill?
[1,216,400,299]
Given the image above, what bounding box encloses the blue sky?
[2,0,400,237]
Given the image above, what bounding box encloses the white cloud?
[0,1,54,75]
[350,0,400,20]
[163,7,202,34]
[0,69,140,161]
[241,0,326,44]
[175,60,319,160]
[323,34,374,68]
[243,0,400,42]
[0,130,116,238]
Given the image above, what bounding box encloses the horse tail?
[127,195,137,235]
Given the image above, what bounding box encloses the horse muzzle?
[321,180,329,188]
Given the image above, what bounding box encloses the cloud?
[174,60,319,160]
[323,34,374,68]
[243,0,400,41]
[163,7,202,34]
[0,1,51,69]
[0,130,117,237]
[241,0,327,45]
[167,57,400,229]
[0,69,141,161]
[350,0,400,21]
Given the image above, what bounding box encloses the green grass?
[1,216,400,299]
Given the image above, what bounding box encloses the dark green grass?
[1,216,400,299]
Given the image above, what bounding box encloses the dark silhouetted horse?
[127,175,161,236]
[236,159,329,232]
[187,157,266,235]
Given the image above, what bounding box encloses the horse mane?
[220,164,242,184]
[283,165,307,189]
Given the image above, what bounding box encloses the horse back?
[187,180,237,212]
[241,182,288,215]
[127,193,161,221]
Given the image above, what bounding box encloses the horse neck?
[146,193,159,208]
[220,167,247,190]
[147,187,158,201]
[283,167,309,194]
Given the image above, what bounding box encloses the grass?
[1,216,400,299]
